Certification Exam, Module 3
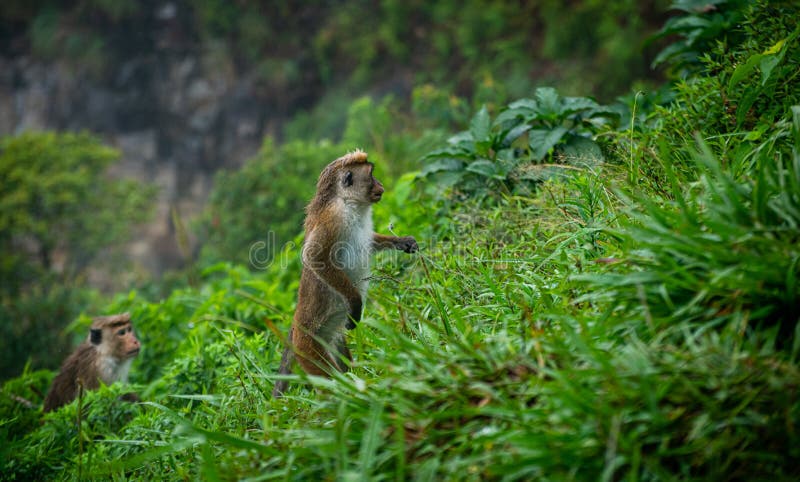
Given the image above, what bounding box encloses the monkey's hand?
[397,236,418,253]
[346,297,363,330]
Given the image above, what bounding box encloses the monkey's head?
[89,313,141,360]
[313,150,385,207]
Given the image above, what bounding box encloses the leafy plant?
[632,0,800,188]
[420,88,619,197]
[650,0,751,75]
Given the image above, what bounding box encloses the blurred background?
[0,0,671,378]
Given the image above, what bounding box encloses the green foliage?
[0,132,153,291]
[631,0,800,187]
[0,368,51,450]
[4,383,143,480]
[580,117,800,340]
[420,88,619,198]
[0,132,155,379]
[650,0,751,75]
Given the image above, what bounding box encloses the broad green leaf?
[728,52,764,90]
[500,124,531,148]
[561,96,599,115]
[431,170,465,187]
[465,159,500,179]
[529,126,568,160]
[447,130,474,146]
[759,55,781,86]
[535,87,561,118]
[470,105,491,142]
[507,98,538,110]
[560,135,604,166]
[494,106,533,126]
[421,158,464,175]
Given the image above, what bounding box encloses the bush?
[645,0,800,179]
[420,88,619,199]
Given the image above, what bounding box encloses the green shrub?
[420,88,619,199]
[646,0,800,181]
[650,0,752,76]
[3,383,143,480]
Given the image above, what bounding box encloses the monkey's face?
[99,323,141,359]
[341,162,384,204]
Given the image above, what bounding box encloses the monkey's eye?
[343,171,353,187]
[117,328,125,336]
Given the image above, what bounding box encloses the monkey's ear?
[90,329,102,345]
[343,171,353,187]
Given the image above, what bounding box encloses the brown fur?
[273,151,417,397]
[43,313,141,412]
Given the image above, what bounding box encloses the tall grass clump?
[581,107,800,344]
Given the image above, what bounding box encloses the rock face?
[0,52,274,278]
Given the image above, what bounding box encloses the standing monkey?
[272,150,417,397]
[43,313,141,412]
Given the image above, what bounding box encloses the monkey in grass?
[43,313,141,412]
[272,150,417,397]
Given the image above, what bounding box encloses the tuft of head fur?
[91,313,131,330]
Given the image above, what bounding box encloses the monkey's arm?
[304,228,364,326]
[372,233,418,253]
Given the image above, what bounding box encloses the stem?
[630,91,644,184]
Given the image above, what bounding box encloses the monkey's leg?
[272,328,295,398]
[292,331,339,378]
[272,347,295,398]
[333,336,352,373]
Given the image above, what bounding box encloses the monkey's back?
[43,343,99,412]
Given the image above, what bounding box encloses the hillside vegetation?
[2,1,799,479]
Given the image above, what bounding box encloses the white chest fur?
[96,355,133,385]
[337,201,373,296]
